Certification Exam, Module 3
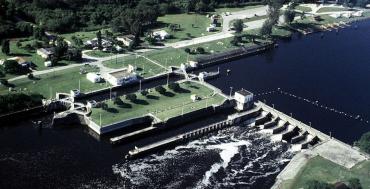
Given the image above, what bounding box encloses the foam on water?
[112,125,294,189]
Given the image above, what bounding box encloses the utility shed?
[234,89,254,111]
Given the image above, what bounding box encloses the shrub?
[141,89,149,96]
[125,94,137,102]
[155,86,166,94]
[348,178,362,189]
[356,131,370,154]
[184,48,191,54]
[168,82,180,91]
[113,97,124,106]
[196,47,205,54]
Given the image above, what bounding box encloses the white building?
[86,73,102,83]
[37,48,54,59]
[206,25,216,32]
[105,68,138,86]
[44,61,52,67]
[116,35,135,47]
[234,89,254,111]
[152,30,170,41]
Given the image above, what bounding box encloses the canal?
[1,20,370,189]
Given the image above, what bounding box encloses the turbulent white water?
[112,125,294,189]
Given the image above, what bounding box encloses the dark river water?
[1,20,370,189]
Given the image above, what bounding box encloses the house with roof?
[84,38,112,48]
[105,66,138,86]
[152,30,170,41]
[37,48,55,59]
[234,89,254,111]
[0,57,32,67]
[117,35,135,47]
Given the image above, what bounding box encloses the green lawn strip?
[214,4,264,14]
[156,13,219,43]
[103,55,165,78]
[85,50,115,58]
[60,28,111,45]
[296,5,312,12]
[0,65,108,97]
[287,156,370,189]
[316,7,349,13]
[90,81,225,126]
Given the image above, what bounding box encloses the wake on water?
[111,123,295,189]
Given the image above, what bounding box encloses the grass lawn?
[85,50,115,58]
[214,4,264,13]
[61,28,112,45]
[316,7,348,13]
[296,5,312,12]
[90,81,225,126]
[0,38,74,73]
[103,55,166,78]
[156,13,219,43]
[283,156,370,189]
[0,65,109,98]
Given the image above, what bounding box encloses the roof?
[108,69,136,78]
[38,48,54,55]
[153,30,169,36]
[7,57,28,64]
[236,89,252,96]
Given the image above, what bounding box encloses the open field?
[90,81,225,126]
[214,4,264,13]
[283,156,370,189]
[61,28,112,45]
[317,7,349,13]
[296,5,312,12]
[0,65,109,98]
[85,50,115,58]
[156,13,219,43]
[103,55,166,78]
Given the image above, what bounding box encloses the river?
[1,20,370,189]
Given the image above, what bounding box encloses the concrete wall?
[86,116,153,135]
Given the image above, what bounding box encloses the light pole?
[139,80,142,92]
[167,73,170,86]
[229,87,233,98]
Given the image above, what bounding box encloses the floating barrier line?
[255,88,369,125]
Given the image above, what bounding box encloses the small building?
[84,38,112,48]
[207,25,217,32]
[352,11,363,17]
[234,89,254,111]
[189,61,198,68]
[152,30,170,41]
[70,89,81,97]
[190,94,199,102]
[86,73,102,83]
[87,100,98,108]
[116,35,135,47]
[105,68,138,86]
[37,48,54,59]
[44,61,52,67]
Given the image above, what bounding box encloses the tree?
[55,37,68,59]
[284,9,296,24]
[168,82,180,91]
[155,86,166,94]
[125,94,137,102]
[113,97,124,106]
[96,30,102,50]
[260,19,274,37]
[196,47,205,54]
[0,78,8,86]
[3,60,22,74]
[348,178,362,189]
[141,89,149,96]
[145,36,156,45]
[356,132,370,154]
[101,102,108,110]
[184,48,191,54]
[233,19,244,33]
[1,39,10,55]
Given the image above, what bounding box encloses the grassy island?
[89,81,225,126]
